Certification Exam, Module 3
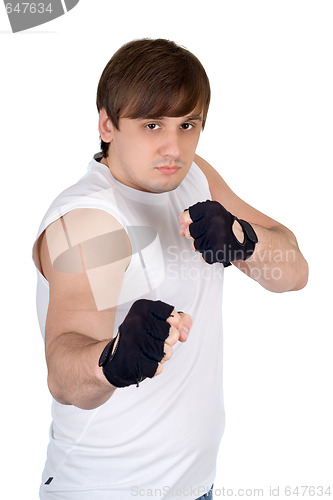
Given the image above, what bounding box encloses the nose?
[158,130,182,159]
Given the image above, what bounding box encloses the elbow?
[47,372,91,409]
[47,372,71,406]
[257,257,309,293]
[271,258,309,293]
[47,373,92,409]
[46,369,115,411]
[293,271,308,291]
[290,257,309,291]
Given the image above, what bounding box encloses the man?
[32,38,308,500]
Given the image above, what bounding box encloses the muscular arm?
[39,208,132,410]
[45,331,114,410]
[232,223,308,292]
[193,154,308,292]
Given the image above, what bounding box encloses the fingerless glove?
[187,200,258,266]
[99,299,174,388]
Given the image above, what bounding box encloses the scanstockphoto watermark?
[131,484,333,497]
[131,485,213,498]
[130,485,265,497]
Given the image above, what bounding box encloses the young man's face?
[101,111,203,193]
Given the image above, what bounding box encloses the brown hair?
[96,38,211,157]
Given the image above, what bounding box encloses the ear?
[98,108,114,143]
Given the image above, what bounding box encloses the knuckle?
[170,326,180,342]
[162,345,173,362]
[166,314,181,330]
[154,363,163,376]
[170,308,178,319]
[185,227,191,239]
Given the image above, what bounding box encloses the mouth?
[156,166,180,175]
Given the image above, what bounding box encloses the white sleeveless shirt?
[33,154,226,500]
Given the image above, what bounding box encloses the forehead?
[138,111,203,121]
[120,84,206,121]
[120,103,204,121]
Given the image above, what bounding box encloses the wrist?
[231,218,258,263]
[96,339,118,389]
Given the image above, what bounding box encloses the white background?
[1,0,332,498]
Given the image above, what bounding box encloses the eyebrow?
[184,115,203,121]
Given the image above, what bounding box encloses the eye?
[145,123,161,130]
[180,122,194,130]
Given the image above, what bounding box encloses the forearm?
[46,333,116,410]
[233,224,309,292]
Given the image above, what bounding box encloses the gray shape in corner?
[4,0,81,33]
[5,0,65,33]
[64,0,80,12]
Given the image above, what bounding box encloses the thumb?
[178,311,193,342]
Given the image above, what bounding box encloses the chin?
[149,180,182,193]
[148,170,187,193]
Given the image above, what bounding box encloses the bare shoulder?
[40,208,132,283]
[38,208,132,346]
[194,154,229,190]
[194,154,280,229]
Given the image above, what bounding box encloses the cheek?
[125,136,152,157]
[184,132,201,151]
[182,138,200,162]
[119,138,153,173]
[116,137,140,162]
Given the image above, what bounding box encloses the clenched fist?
[179,200,258,266]
[99,299,192,388]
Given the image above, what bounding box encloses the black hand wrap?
[99,299,174,388]
[186,200,258,266]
